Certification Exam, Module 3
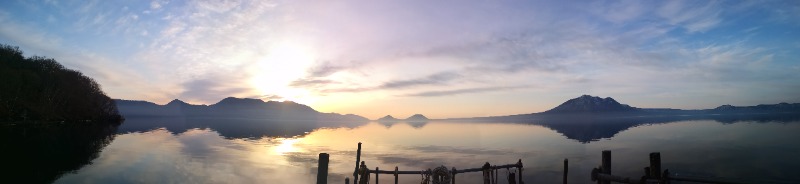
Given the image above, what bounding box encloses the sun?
[249,41,317,104]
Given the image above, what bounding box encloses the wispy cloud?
[380,72,461,89]
[657,0,722,33]
[302,71,463,93]
[405,85,532,97]
[178,77,252,104]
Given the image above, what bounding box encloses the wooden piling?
[563,159,568,184]
[492,165,496,184]
[375,167,379,184]
[517,159,523,184]
[359,161,368,183]
[601,150,611,184]
[649,152,661,179]
[451,167,457,184]
[345,177,349,184]
[394,166,398,184]
[354,142,362,184]
[317,153,330,184]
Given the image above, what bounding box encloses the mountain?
[544,95,637,113]
[114,97,368,122]
[405,114,429,121]
[442,94,800,143]
[377,115,400,122]
[165,99,191,106]
[712,103,800,112]
[450,95,800,123]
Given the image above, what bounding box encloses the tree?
[0,44,122,124]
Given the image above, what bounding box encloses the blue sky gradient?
[1,0,799,119]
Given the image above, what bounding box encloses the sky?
[1,0,799,119]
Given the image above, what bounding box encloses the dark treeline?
[0,44,121,124]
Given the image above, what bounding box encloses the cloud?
[296,71,464,94]
[254,94,284,101]
[404,85,532,97]
[306,61,348,78]
[289,60,357,89]
[178,77,252,104]
[657,0,722,33]
[150,0,165,10]
[289,79,338,88]
[279,0,791,103]
[379,72,461,89]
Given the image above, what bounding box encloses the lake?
[5,115,800,184]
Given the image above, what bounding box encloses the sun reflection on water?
[272,138,303,155]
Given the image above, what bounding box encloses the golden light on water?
[272,138,303,155]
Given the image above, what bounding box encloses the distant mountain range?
[539,94,800,115]
[114,95,800,141]
[450,94,800,143]
[455,95,800,122]
[114,97,369,122]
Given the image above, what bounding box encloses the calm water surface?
[53,119,800,184]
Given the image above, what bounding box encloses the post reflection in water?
[50,118,800,184]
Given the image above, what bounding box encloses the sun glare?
[272,138,302,155]
[250,41,317,104]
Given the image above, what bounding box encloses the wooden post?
[563,159,568,184]
[375,167,379,184]
[650,152,661,179]
[494,165,498,184]
[517,159,523,184]
[394,166,398,184]
[354,142,362,184]
[317,153,330,184]
[451,167,457,184]
[601,150,611,184]
[359,161,367,184]
[345,177,349,184]
[483,162,491,184]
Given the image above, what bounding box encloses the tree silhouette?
[0,44,122,124]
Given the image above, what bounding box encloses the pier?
[317,143,790,184]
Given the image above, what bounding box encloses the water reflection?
[520,112,800,143]
[117,117,367,139]
[0,123,119,183]
[37,114,800,183]
[378,120,430,129]
[56,128,321,183]
[50,116,800,184]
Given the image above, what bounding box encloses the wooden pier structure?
[317,143,790,184]
[318,142,525,184]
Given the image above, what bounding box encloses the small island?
[405,114,429,122]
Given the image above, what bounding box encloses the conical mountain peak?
[545,95,636,113]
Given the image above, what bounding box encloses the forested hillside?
[0,44,121,124]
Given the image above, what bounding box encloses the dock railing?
[318,145,795,184]
[316,142,527,184]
